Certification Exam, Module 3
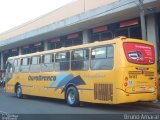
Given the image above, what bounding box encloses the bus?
[5,37,157,106]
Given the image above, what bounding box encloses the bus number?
[129,74,137,79]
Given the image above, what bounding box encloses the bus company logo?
[128,50,143,61]
[49,73,86,93]
[135,45,151,49]
[28,75,56,81]
[84,73,106,79]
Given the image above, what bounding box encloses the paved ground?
[0,87,160,114]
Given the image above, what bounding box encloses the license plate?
[139,87,146,91]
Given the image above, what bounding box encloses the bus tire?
[16,85,23,99]
[66,86,80,107]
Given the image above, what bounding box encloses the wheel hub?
[68,91,75,104]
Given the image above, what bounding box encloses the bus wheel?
[66,86,80,107]
[16,85,23,99]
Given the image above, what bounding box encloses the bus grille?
[94,84,113,101]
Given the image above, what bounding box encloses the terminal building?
[0,0,160,70]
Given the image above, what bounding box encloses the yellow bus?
[5,37,157,106]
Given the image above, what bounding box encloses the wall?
[85,0,117,11]
[0,0,117,41]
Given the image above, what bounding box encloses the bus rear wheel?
[16,85,23,99]
[66,86,80,107]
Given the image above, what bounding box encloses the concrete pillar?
[19,47,22,55]
[146,14,158,61]
[83,30,89,44]
[1,52,4,70]
[44,41,48,51]
[139,0,147,40]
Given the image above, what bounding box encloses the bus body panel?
[5,37,157,105]
[6,69,116,104]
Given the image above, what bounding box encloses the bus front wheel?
[16,85,23,99]
[66,86,80,107]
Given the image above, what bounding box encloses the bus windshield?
[123,42,155,65]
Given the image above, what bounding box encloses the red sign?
[23,45,29,49]
[51,38,60,42]
[120,19,138,27]
[92,26,108,33]
[67,33,79,39]
[12,48,17,52]
[123,42,155,64]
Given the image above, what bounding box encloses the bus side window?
[14,59,21,73]
[52,54,54,63]
[44,54,52,64]
[31,56,39,65]
[41,54,54,72]
[91,45,114,70]
[71,49,89,70]
[39,56,41,64]
[21,57,30,73]
[14,59,18,67]
[30,56,41,72]
[22,58,28,66]
[55,52,70,71]
[17,59,21,66]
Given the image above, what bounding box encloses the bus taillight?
[155,82,157,86]
[124,82,128,87]
[125,77,128,81]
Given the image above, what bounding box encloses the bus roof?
[7,37,154,60]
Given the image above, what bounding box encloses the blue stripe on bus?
[49,72,67,87]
